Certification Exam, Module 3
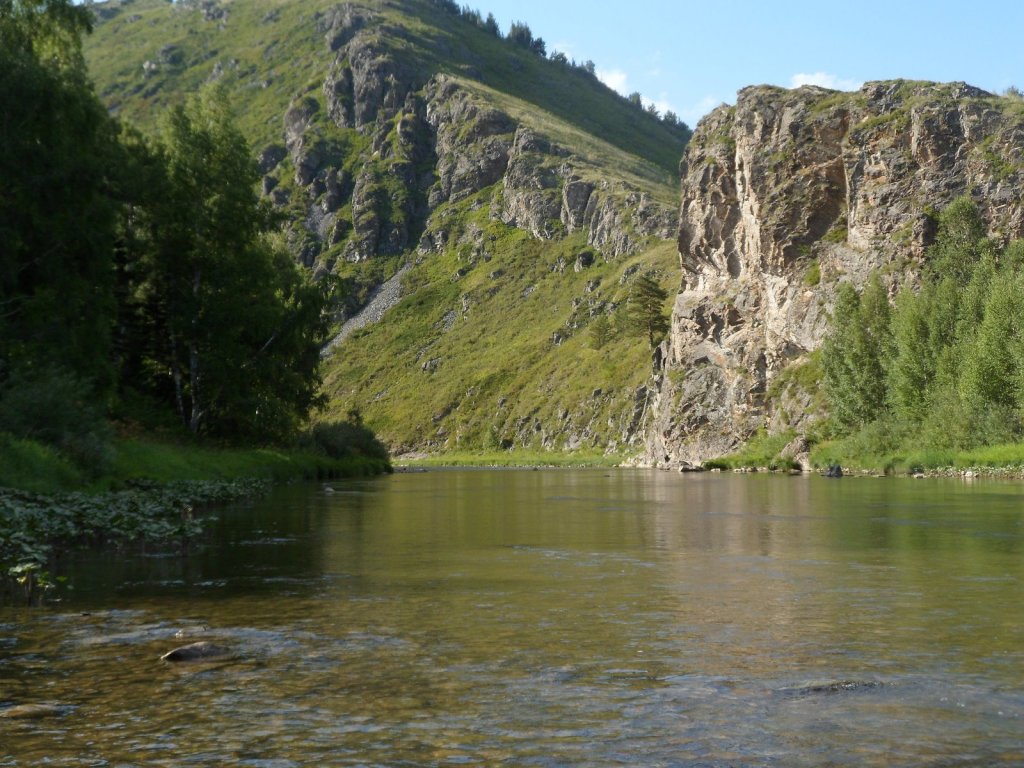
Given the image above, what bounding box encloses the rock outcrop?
[646,81,1024,467]
[273,6,678,274]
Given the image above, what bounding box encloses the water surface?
[2,470,1023,765]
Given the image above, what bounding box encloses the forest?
[0,0,384,486]
[820,197,1024,467]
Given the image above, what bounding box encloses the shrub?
[0,365,113,475]
[305,410,390,462]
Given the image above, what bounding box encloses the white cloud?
[597,68,629,95]
[551,40,576,59]
[680,96,722,127]
[789,72,863,91]
[649,97,674,115]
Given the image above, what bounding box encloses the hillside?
[84,0,689,456]
[645,80,1024,468]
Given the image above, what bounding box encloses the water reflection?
[2,470,1023,766]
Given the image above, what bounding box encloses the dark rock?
[258,144,287,174]
[160,641,231,663]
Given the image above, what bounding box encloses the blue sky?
[479,0,1024,128]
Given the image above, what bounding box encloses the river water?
[2,469,1023,766]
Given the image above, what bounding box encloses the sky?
[477,0,1024,128]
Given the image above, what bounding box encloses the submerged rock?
[778,680,884,697]
[160,641,231,663]
[0,703,69,719]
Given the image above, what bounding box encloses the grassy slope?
[84,0,687,174]
[84,0,684,458]
[323,227,679,453]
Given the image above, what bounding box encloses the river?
[2,469,1023,766]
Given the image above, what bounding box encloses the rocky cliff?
[646,81,1024,468]
[273,5,679,275]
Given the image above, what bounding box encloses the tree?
[588,313,613,350]
[0,0,120,388]
[960,271,1024,412]
[138,87,335,439]
[622,274,669,350]
[821,281,888,430]
[927,196,990,284]
[888,284,933,423]
[507,20,532,48]
[482,12,499,37]
[627,91,643,108]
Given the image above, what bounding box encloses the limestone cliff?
[267,5,677,275]
[646,81,1024,467]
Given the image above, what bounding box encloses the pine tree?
[622,274,669,350]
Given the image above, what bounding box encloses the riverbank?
[0,434,391,494]
[0,433,391,604]
[396,449,623,468]
[809,440,1024,479]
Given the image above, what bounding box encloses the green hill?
[83,0,689,456]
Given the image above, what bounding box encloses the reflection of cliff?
[647,81,1024,467]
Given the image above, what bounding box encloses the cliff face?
[250,4,679,276]
[646,81,1024,467]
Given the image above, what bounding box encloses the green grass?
[811,439,1024,475]
[104,437,388,488]
[399,449,624,468]
[323,230,679,453]
[704,430,799,471]
[0,435,85,493]
[83,0,688,175]
[0,434,389,495]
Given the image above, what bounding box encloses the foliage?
[703,430,799,471]
[304,410,391,463]
[0,365,114,473]
[118,87,336,440]
[0,8,386,483]
[820,196,1024,460]
[621,273,670,349]
[0,478,266,605]
[700,430,802,473]
[588,314,614,350]
[0,0,120,390]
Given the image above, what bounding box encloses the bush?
[0,365,114,475]
[304,410,390,463]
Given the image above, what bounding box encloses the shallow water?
[2,470,1023,766]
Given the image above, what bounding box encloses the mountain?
[84,0,689,456]
[644,80,1024,468]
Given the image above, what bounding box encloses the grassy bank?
[0,433,390,604]
[0,434,391,495]
[810,440,1024,476]
[398,449,624,468]
[703,431,801,472]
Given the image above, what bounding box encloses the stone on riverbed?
[0,703,69,719]
[160,641,232,663]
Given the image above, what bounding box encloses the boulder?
[160,641,231,663]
